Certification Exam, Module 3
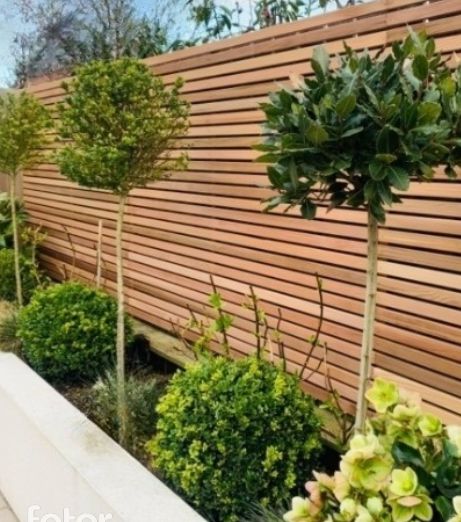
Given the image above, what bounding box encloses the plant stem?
[96,219,103,289]
[116,193,127,446]
[355,212,379,432]
[10,176,23,308]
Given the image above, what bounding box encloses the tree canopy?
[256,31,461,223]
[0,91,51,176]
[56,58,189,195]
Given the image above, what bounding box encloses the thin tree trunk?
[96,219,103,289]
[10,176,23,308]
[116,194,127,445]
[355,212,379,432]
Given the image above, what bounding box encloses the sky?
[0,3,22,87]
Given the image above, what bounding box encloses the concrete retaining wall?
[0,353,205,522]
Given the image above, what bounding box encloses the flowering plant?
[284,379,461,522]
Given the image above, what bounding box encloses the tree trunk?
[116,194,128,445]
[10,176,23,308]
[355,212,379,432]
[96,219,103,289]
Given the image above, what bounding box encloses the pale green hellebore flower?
[447,496,461,522]
[418,414,442,437]
[283,497,311,522]
[447,426,461,456]
[366,497,383,516]
[366,379,399,414]
[355,506,374,522]
[389,468,432,522]
[339,498,357,520]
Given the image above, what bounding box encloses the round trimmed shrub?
[0,248,41,303]
[148,355,321,522]
[19,281,131,382]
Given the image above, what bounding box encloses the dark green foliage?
[19,282,132,382]
[0,193,26,249]
[0,249,41,303]
[148,355,321,522]
[56,58,189,196]
[256,31,461,223]
[90,370,160,458]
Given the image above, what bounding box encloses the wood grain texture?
[23,0,461,423]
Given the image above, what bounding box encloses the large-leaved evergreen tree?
[256,31,461,430]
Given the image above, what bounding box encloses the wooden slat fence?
[23,0,461,422]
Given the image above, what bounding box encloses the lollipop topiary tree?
[57,58,189,444]
[0,92,51,306]
[256,31,461,431]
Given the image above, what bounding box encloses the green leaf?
[288,160,299,189]
[306,122,329,145]
[435,496,454,520]
[417,101,442,124]
[387,166,410,191]
[209,292,223,309]
[336,94,356,119]
[341,127,363,138]
[412,55,429,81]
[440,76,456,96]
[375,153,397,164]
[392,442,425,468]
[312,46,330,75]
[369,160,386,181]
[301,200,316,219]
[377,181,394,205]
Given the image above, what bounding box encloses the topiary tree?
[56,58,189,444]
[256,31,461,431]
[0,92,51,307]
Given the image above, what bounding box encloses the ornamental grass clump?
[256,30,461,429]
[19,282,132,382]
[283,378,461,522]
[148,355,321,522]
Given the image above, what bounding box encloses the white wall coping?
[0,353,206,522]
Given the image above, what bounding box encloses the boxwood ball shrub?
[148,355,321,522]
[19,282,132,382]
[0,249,40,304]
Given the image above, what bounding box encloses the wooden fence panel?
[23,0,461,421]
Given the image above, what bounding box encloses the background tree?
[256,31,461,430]
[8,0,189,86]
[186,0,360,43]
[56,58,189,445]
[0,92,51,306]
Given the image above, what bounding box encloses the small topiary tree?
[256,31,461,430]
[0,92,51,307]
[18,281,132,382]
[56,58,189,444]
